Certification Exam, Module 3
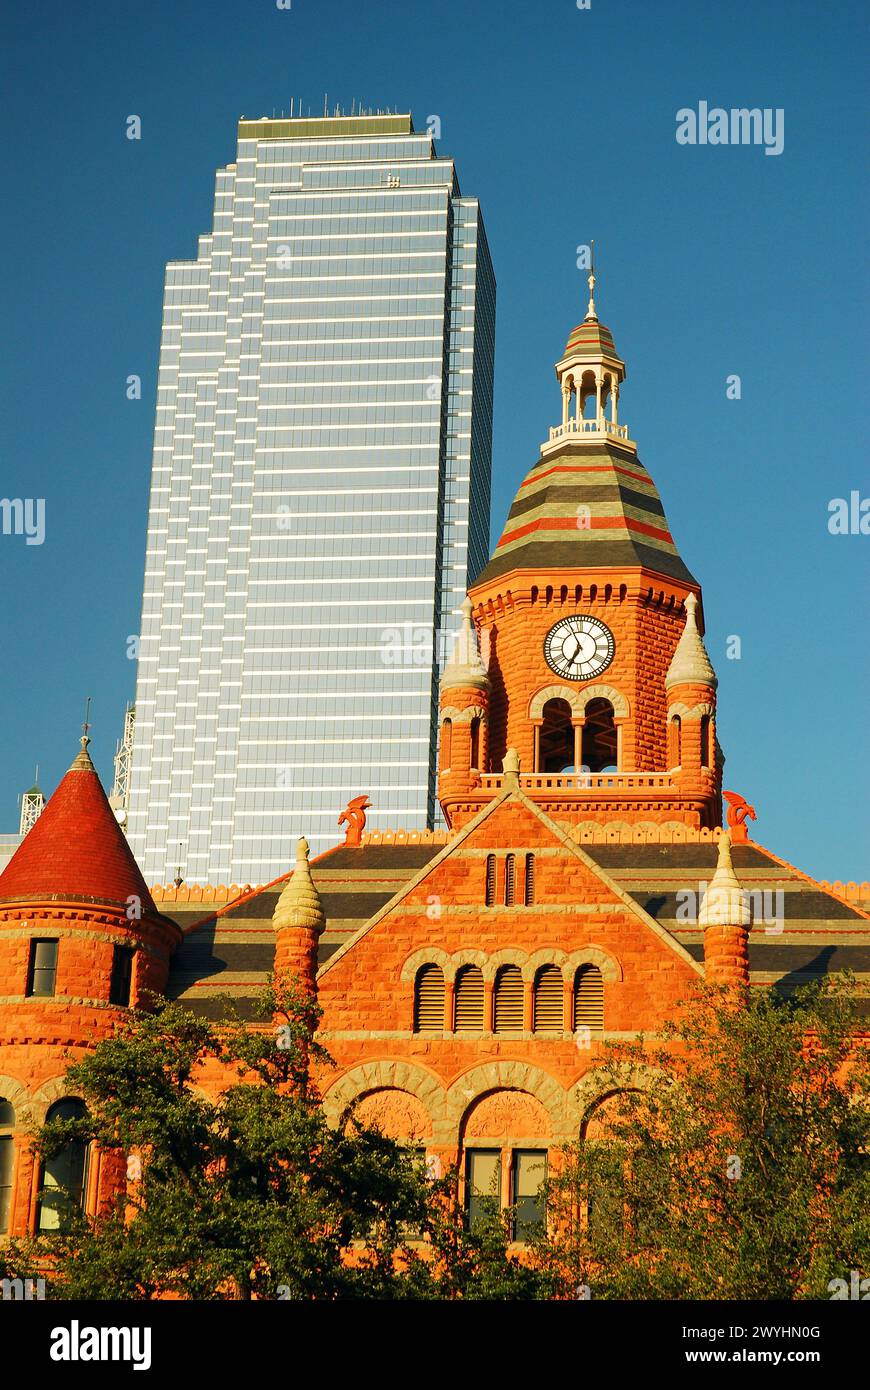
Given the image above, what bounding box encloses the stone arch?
[0,1075,34,1127]
[568,1063,668,1136]
[461,1089,551,1144]
[483,947,527,982]
[30,1076,88,1125]
[450,948,488,979]
[523,947,568,982]
[445,1061,568,1139]
[441,704,486,726]
[322,1060,447,1134]
[400,946,451,984]
[529,684,585,720]
[564,946,622,982]
[580,684,629,720]
[350,1089,433,1141]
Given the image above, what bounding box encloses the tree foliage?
[531,977,870,1299]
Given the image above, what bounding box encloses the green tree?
[13,977,547,1299]
[532,977,870,1300]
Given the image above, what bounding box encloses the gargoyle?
[723,790,757,843]
[338,795,371,847]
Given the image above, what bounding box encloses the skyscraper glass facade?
[127,115,495,884]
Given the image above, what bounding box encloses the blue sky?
[0,0,866,881]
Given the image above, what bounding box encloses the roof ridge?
[746,839,870,921]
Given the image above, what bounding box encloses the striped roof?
[564,318,621,362]
[473,441,697,587]
[161,837,870,1021]
[165,843,439,1020]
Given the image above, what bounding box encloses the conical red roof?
[0,740,157,913]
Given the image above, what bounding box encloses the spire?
[273,837,325,936]
[666,593,717,690]
[70,733,96,772]
[0,735,157,912]
[698,833,749,928]
[440,598,490,692]
[585,240,597,321]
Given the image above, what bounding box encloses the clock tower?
[438,275,721,833]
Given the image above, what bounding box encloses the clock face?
[543,615,615,681]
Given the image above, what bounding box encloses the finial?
[665,593,717,691]
[585,239,597,322]
[273,836,325,936]
[440,598,490,693]
[81,695,92,749]
[502,748,521,788]
[698,832,750,928]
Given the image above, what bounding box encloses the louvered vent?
[414,964,444,1033]
[574,964,604,1031]
[504,854,516,906]
[524,853,535,905]
[493,964,523,1033]
[533,965,563,1031]
[454,966,485,1031]
[485,854,496,906]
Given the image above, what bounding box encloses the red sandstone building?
[1,291,867,1239]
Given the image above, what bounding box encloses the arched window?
[581,699,617,773]
[0,1098,14,1235]
[574,965,604,1032]
[37,1098,89,1233]
[524,853,535,906]
[533,965,563,1031]
[439,719,452,771]
[484,854,496,906]
[493,965,523,1033]
[700,715,711,767]
[504,853,516,906]
[540,697,574,772]
[454,966,484,1031]
[414,964,444,1034]
[668,714,682,768]
[469,716,481,770]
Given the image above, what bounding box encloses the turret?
[272,837,324,998]
[0,733,180,1237]
[665,592,718,792]
[0,735,180,1018]
[438,598,490,815]
[698,833,750,989]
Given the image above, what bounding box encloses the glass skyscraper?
[127,114,495,885]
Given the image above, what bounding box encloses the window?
[465,1149,501,1230]
[668,714,681,768]
[700,714,711,767]
[109,946,135,1007]
[37,1099,89,1233]
[493,965,523,1033]
[582,699,618,772]
[533,965,563,1031]
[524,853,535,905]
[454,965,484,1031]
[440,718,452,771]
[574,964,604,1031]
[504,853,516,906]
[26,939,58,997]
[469,716,481,770]
[539,698,574,772]
[512,1150,547,1240]
[0,1099,14,1235]
[414,964,444,1033]
[484,854,496,906]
